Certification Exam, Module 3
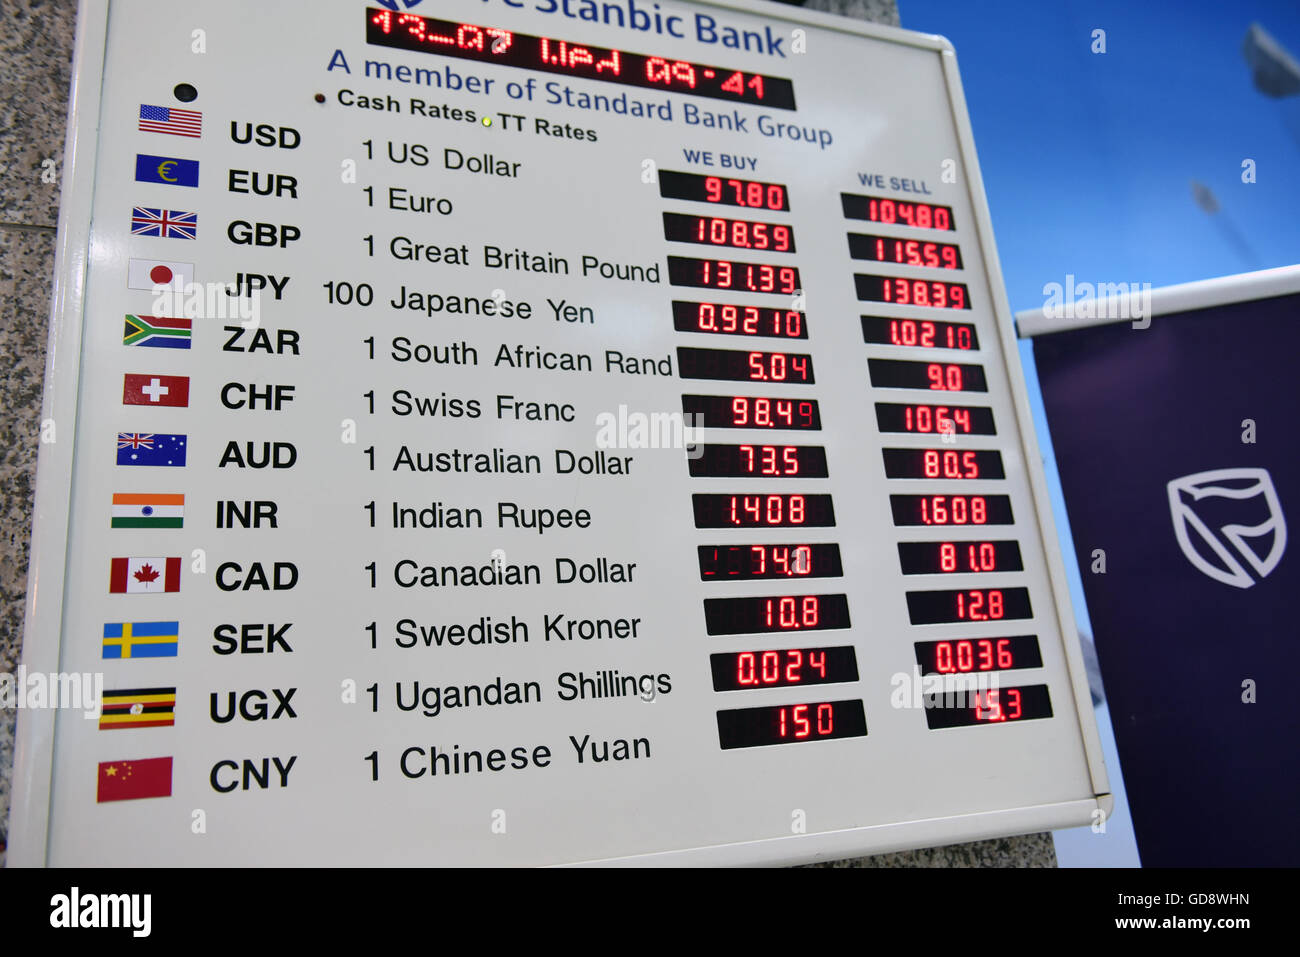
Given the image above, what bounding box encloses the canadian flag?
[109,556,182,594]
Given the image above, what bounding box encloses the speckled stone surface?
[805,833,1057,868]
[803,0,902,29]
[0,0,75,868]
[0,0,1053,869]
[0,0,75,225]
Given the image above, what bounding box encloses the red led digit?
[989,590,1004,618]
[783,446,798,474]
[940,543,957,572]
[645,57,670,83]
[794,704,811,737]
[706,177,722,202]
[996,639,1013,669]
[1006,688,1022,719]
[809,650,826,677]
[816,703,833,735]
[738,653,755,685]
[731,397,748,426]
[785,649,804,682]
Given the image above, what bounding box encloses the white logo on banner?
[1167,468,1287,589]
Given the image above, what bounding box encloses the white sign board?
[11,0,1108,866]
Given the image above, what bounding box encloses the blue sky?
[895,0,1299,865]
[901,0,1300,310]
[896,0,1300,625]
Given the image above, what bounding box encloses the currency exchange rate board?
[10,0,1109,866]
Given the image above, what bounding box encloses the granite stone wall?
[0,0,1052,868]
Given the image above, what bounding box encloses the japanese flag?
[127,258,194,291]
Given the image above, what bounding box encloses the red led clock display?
[366,12,797,109]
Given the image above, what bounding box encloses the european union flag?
[135,153,199,187]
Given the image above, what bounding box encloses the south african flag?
[123,314,191,349]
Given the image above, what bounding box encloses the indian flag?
[111,493,184,529]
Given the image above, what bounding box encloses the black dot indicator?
[173,83,198,103]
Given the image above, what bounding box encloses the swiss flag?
[123,373,189,407]
[110,557,182,594]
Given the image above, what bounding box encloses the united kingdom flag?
[130,207,198,240]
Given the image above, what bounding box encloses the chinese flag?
[97,757,172,802]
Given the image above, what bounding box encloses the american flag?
[131,207,197,240]
[138,104,202,138]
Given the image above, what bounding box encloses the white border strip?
[7,0,108,867]
[1016,265,1300,338]
[571,798,1101,866]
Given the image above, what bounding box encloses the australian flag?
[116,432,187,468]
[131,207,197,240]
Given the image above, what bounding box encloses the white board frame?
[9,0,1111,867]
[1016,265,1300,338]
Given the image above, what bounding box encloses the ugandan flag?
[123,314,192,349]
[111,492,184,528]
[99,687,176,729]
